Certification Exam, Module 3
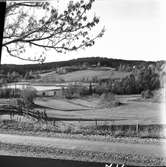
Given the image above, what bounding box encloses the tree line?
[94,65,161,95]
[0,57,163,76]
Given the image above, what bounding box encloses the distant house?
[56,67,67,74]
[56,66,81,74]
[37,88,64,97]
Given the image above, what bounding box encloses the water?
[2,82,63,91]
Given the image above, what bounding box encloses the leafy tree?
[3,0,104,62]
[24,70,34,80]
[141,89,153,99]
[5,71,20,82]
[21,87,37,108]
[121,74,137,94]
[24,72,30,80]
[137,66,160,92]
[95,66,160,95]
[92,76,98,83]
[11,71,20,81]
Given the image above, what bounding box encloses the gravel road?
[0,133,166,165]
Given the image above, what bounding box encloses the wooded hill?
[0,57,164,76]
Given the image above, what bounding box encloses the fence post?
[10,113,12,120]
[53,120,55,126]
[95,120,97,128]
[136,120,139,137]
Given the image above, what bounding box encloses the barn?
[37,88,64,97]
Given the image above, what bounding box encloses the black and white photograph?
[0,0,166,166]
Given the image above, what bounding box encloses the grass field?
[39,69,130,82]
[35,95,164,125]
[1,94,165,138]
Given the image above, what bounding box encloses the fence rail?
[0,104,129,122]
[1,104,165,138]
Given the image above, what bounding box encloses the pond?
[2,82,63,91]
[1,81,92,91]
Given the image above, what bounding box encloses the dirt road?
[0,133,165,158]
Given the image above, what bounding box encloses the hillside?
[38,69,130,82]
[0,57,160,76]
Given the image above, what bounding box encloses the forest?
[0,57,164,75]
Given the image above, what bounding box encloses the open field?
[39,69,130,82]
[0,94,165,138]
[35,95,164,125]
[35,98,91,111]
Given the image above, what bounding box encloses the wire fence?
[0,103,166,138]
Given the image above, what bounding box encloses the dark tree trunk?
[0,2,6,64]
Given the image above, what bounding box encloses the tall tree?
[2,0,104,63]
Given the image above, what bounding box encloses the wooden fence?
[1,105,163,138]
[0,104,142,136]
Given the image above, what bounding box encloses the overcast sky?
[1,0,166,64]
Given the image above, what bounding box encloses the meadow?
[0,88,165,140]
[38,69,130,82]
[35,95,163,125]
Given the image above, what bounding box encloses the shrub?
[0,88,21,98]
[64,84,91,99]
[98,92,122,108]
[21,87,37,108]
[141,89,153,99]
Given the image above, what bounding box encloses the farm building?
[37,88,65,97]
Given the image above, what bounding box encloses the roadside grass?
[0,119,166,139]
[79,124,166,138]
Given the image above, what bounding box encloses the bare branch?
[3,0,104,62]
[4,45,44,62]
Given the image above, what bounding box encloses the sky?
[1,0,166,64]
